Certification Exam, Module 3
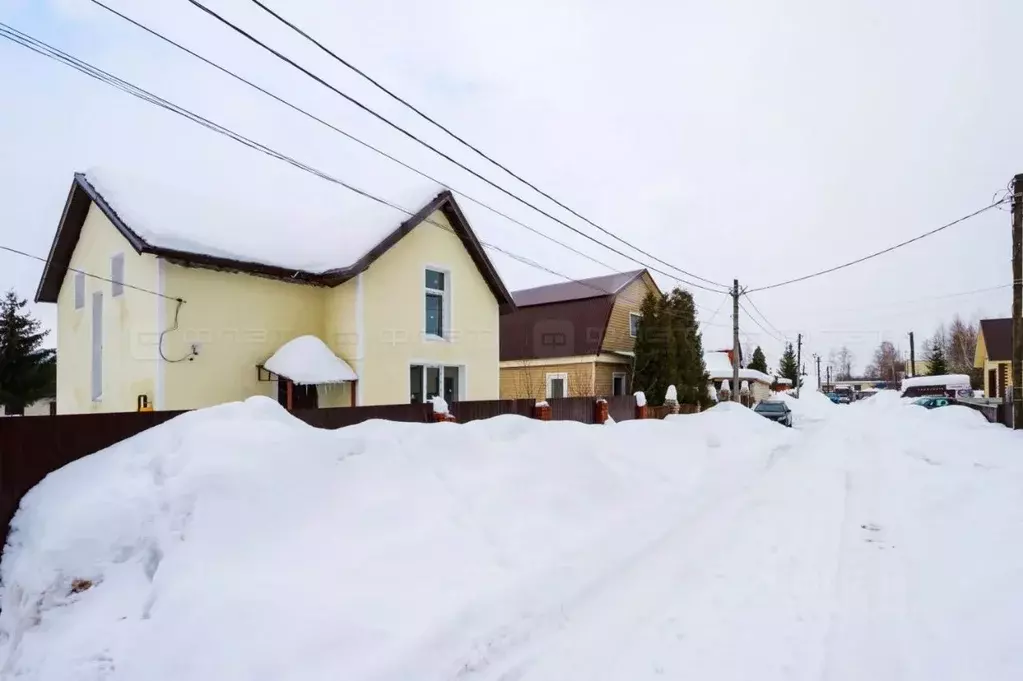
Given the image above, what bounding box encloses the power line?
[741,292,788,340]
[747,199,1009,293]
[0,25,695,313]
[738,300,785,343]
[85,0,621,278]
[241,0,728,290]
[0,244,181,302]
[182,0,729,295]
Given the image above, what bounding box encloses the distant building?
[975,318,1012,399]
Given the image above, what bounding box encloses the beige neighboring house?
[0,398,56,417]
[704,351,772,404]
[975,318,1013,399]
[499,270,661,399]
[36,170,515,414]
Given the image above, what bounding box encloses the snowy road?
[2,393,1022,680]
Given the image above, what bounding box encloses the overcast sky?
[2,0,1020,375]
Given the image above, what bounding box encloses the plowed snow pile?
[1,395,1022,680]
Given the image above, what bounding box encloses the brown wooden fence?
[548,396,597,423]
[450,399,536,423]
[291,403,432,429]
[606,395,637,422]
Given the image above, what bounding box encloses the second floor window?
[425,268,446,338]
[629,312,642,337]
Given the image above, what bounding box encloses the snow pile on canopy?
[263,335,357,384]
[703,351,772,384]
[83,168,444,274]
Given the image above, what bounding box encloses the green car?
[913,396,951,409]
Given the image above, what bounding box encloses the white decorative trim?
[545,372,568,399]
[155,258,166,410]
[499,353,631,368]
[355,273,364,405]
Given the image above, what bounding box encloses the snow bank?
[777,390,835,422]
[263,335,358,384]
[0,397,787,680]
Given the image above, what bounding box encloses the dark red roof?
[500,296,615,361]
[980,318,1012,361]
[511,270,646,307]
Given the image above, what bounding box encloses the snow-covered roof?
[263,336,358,385]
[704,352,773,384]
[900,374,971,391]
[83,167,444,274]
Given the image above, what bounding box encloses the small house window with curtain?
[629,312,642,337]
[110,253,125,297]
[425,269,446,338]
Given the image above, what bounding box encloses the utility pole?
[826,365,832,389]
[732,279,740,403]
[796,333,803,398]
[815,354,822,392]
[1012,174,1023,428]
[909,331,916,377]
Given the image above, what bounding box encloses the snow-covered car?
[753,400,793,427]
[913,396,952,409]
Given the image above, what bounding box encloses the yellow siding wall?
[601,272,659,353]
[321,280,358,408]
[56,204,159,413]
[982,360,1012,398]
[500,362,595,400]
[160,265,326,410]
[358,210,500,405]
[594,362,631,397]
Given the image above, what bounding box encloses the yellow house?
[975,318,1013,399]
[499,270,661,399]
[35,171,515,413]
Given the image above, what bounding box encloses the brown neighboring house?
[499,270,661,400]
[975,318,1013,399]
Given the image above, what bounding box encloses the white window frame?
[612,372,627,396]
[409,362,466,403]
[629,312,642,338]
[91,291,103,402]
[110,253,125,297]
[546,372,568,399]
[423,266,451,341]
[74,271,85,310]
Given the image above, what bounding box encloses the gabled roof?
[500,269,657,361]
[511,270,647,307]
[979,318,1012,362]
[35,172,514,311]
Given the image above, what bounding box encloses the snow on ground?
[2,395,1023,680]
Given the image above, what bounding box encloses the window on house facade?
[629,312,641,337]
[546,372,568,399]
[425,268,447,338]
[110,253,125,297]
[410,364,461,403]
[91,291,103,402]
[74,271,85,309]
[612,373,627,396]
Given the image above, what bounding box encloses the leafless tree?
[829,346,854,380]
[946,315,978,374]
[865,341,905,382]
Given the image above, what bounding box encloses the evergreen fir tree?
[664,287,710,407]
[778,342,799,386]
[632,290,669,405]
[0,290,55,415]
[748,346,768,373]
[926,334,949,376]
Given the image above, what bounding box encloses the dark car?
[754,400,793,427]
[913,396,951,409]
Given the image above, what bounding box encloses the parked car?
[754,400,793,427]
[826,392,841,404]
[913,396,952,409]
